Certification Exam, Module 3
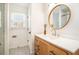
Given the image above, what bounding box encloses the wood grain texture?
[74,49,79,55]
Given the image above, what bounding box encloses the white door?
[9,4,28,49]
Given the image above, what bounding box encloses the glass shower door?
[0,3,5,55]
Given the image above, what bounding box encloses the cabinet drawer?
[48,44,68,55]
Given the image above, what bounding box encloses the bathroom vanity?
[34,34,79,55]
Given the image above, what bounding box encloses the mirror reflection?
[49,4,71,29]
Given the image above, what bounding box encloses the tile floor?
[9,46,30,55]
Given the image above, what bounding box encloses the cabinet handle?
[49,51,56,55]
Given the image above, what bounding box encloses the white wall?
[29,3,47,54]
[48,3,79,41]
[31,4,45,34]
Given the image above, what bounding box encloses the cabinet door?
[48,44,69,55]
[38,39,49,55]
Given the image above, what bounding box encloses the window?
[11,12,26,28]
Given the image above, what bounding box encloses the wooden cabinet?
[38,39,49,55]
[73,49,79,55]
[35,36,49,55]
[34,36,72,55]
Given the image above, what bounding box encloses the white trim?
[4,3,9,55]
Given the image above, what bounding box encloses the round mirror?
[48,4,71,29]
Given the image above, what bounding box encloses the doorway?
[8,3,30,55]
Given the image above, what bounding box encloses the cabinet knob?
[49,51,56,55]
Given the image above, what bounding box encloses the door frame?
[4,3,9,55]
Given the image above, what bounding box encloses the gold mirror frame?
[48,4,71,30]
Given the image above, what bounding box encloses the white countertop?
[35,34,79,53]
